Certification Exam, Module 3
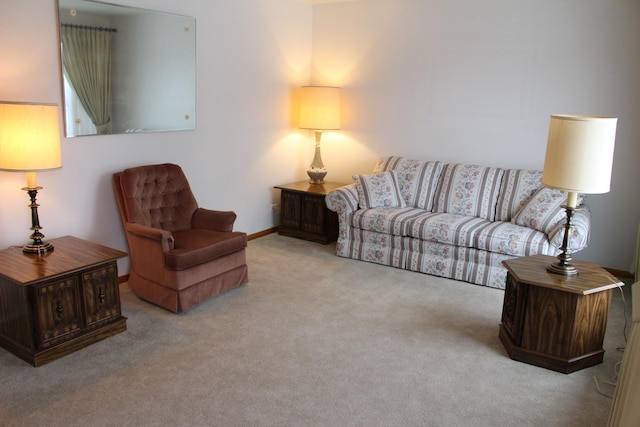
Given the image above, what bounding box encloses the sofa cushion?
[511,187,585,235]
[494,169,543,222]
[166,229,247,270]
[434,164,505,221]
[373,156,443,210]
[351,207,424,235]
[354,171,405,209]
[474,221,551,257]
[405,212,490,248]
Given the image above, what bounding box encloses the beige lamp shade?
[0,102,62,172]
[299,86,341,130]
[542,114,617,194]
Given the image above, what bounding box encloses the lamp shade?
[542,114,617,194]
[0,102,62,172]
[299,86,341,130]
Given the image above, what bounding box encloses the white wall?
[0,0,313,274]
[1,0,638,275]
[312,0,640,273]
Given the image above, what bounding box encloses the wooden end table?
[0,236,127,367]
[499,254,622,373]
[274,181,346,244]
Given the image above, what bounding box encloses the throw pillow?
[511,187,585,234]
[353,171,406,209]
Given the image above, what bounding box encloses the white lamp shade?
[299,86,341,130]
[542,114,617,194]
[0,102,62,172]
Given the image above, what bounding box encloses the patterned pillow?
[373,156,443,210]
[433,164,505,220]
[511,187,585,234]
[494,169,543,222]
[353,171,406,209]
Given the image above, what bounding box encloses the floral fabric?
[351,207,424,235]
[374,156,443,210]
[325,157,592,290]
[494,169,543,222]
[353,171,405,209]
[511,187,585,234]
[434,164,505,221]
[474,221,550,257]
[406,212,489,248]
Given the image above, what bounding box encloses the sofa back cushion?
[433,163,505,221]
[494,169,544,222]
[373,156,443,210]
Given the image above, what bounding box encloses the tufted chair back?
[117,163,198,232]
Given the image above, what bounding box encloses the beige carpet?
[0,233,630,426]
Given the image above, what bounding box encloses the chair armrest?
[325,183,359,214]
[548,206,591,253]
[192,208,237,232]
[125,222,175,250]
[124,222,174,282]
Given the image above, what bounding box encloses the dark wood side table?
[274,181,346,244]
[0,236,127,367]
[499,254,622,374]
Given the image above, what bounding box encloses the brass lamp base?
[547,204,579,277]
[547,259,578,276]
[23,241,54,255]
[22,186,54,255]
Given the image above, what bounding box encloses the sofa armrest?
[548,206,591,253]
[192,208,237,232]
[326,183,359,214]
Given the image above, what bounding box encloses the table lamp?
[541,114,617,276]
[0,102,62,254]
[299,86,341,184]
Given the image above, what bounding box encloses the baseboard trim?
[604,267,634,279]
[248,227,278,241]
[119,227,634,284]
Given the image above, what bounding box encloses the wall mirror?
[57,0,196,137]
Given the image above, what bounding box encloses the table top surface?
[274,181,348,196]
[503,255,623,295]
[0,236,126,285]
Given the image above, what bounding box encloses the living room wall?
[1,0,638,275]
[0,0,313,273]
[311,0,640,274]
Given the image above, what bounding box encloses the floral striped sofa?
[325,156,591,289]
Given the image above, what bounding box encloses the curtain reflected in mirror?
[57,0,196,137]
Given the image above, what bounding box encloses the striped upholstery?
[374,156,443,210]
[495,169,543,222]
[325,157,591,289]
[434,164,505,221]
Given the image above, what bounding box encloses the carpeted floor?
[0,233,630,426]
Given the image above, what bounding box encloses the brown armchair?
[112,163,248,313]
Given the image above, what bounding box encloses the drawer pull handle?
[56,302,64,318]
[98,288,105,304]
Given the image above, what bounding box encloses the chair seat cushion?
[166,229,247,271]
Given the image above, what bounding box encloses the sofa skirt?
[336,228,517,289]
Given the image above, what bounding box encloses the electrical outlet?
[271,203,279,212]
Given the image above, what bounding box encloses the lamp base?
[307,169,327,185]
[546,204,579,277]
[23,241,54,255]
[547,260,578,276]
[22,186,54,256]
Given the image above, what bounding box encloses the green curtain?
[60,25,113,134]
